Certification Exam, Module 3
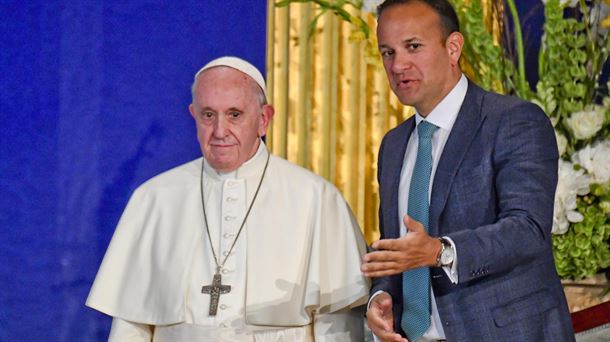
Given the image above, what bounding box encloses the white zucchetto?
[194,56,267,98]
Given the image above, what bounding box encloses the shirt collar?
[415,74,468,131]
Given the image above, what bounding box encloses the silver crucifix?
[201,272,231,316]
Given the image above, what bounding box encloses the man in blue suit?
[361,0,574,341]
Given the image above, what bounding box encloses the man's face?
[377,1,462,116]
[189,67,273,173]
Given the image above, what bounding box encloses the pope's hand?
[361,216,440,278]
[367,292,408,342]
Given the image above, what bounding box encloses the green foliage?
[451,0,513,94]
[537,1,590,137]
[275,0,381,66]
[276,0,369,41]
[553,196,610,279]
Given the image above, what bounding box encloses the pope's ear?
[189,103,196,120]
[259,104,275,136]
[446,31,464,66]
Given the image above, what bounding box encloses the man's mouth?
[397,78,416,89]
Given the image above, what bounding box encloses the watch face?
[441,247,454,265]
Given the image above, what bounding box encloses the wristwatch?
[436,237,455,267]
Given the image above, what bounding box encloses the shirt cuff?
[367,290,386,310]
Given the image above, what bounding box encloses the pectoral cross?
[201,272,231,316]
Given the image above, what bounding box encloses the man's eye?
[202,111,214,118]
[229,111,241,118]
[380,50,394,57]
[407,43,422,51]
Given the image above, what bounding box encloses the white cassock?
[86,142,370,341]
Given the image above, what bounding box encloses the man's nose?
[391,51,412,74]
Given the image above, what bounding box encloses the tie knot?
[417,121,438,139]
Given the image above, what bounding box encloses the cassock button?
[222,268,230,274]
[220,323,228,328]
[224,216,234,221]
[223,233,234,239]
[226,197,237,202]
[220,304,227,310]
[222,251,230,256]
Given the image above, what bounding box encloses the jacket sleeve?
[449,100,559,283]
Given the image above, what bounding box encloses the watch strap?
[435,237,445,267]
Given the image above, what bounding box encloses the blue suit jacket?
[373,81,574,341]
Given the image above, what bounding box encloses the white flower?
[361,0,383,14]
[553,160,591,234]
[572,140,610,184]
[542,0,579,7]
[555,131,568,157]
[564,105,606,140]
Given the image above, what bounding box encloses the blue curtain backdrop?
[0,1,266,340]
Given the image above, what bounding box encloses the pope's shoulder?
[133,158,202,194]
[267,154,344,193]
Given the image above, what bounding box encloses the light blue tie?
[401,120,438,341]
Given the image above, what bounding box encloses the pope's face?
[189,67,273,172]
[377,2,462,116]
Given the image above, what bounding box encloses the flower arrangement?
[524,0,610,280]
[275,0,610,280]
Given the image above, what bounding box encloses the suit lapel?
[384,119,415,239]
[429,82,487,235]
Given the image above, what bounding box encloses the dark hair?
[377,0,460,39]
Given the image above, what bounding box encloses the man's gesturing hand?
[361,216,441,278]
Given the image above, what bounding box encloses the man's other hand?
[367,293,408,342]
